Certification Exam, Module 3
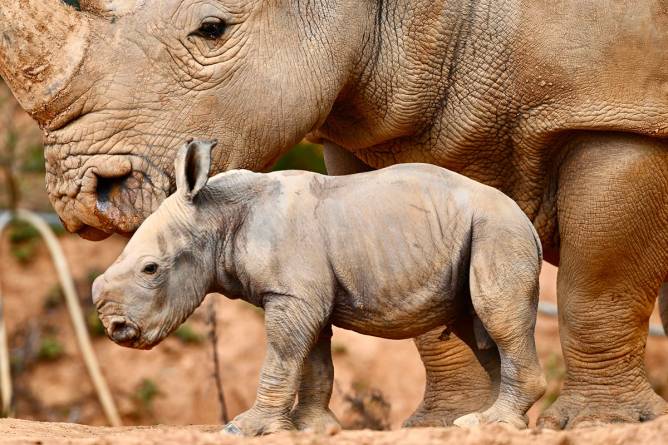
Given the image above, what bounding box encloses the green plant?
[10,243,36,264]
[51,224,66,237]
[21,143,45,173]
[62,0,81,9]
[86,269,103,286]
[8,220,39,264]
[332,342,348,356]
[540,353,565,412]
[8,220,39,243]
[272,142,327,174]
[37,337,64,361]
[134,378,160,411]
[87,310,106,337]
[173,324,204,344]
[43,285,64,310]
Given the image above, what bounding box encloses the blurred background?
[1,77,667,430]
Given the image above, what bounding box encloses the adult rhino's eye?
[142,263,159,275]
[193,17,227,40]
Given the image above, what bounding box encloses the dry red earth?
[3,416,668,445]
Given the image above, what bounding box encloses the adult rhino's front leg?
[538,134,668,429]
[323,142,501,427]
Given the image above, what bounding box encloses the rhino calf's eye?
[142,263,159,275]
[193,17,227,40]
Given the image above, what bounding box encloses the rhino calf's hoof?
[221,422,243,436]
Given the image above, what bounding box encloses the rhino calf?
[93,139,546,436]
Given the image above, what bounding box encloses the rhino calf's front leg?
[224,295,327,436]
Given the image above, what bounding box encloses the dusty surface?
[3,416,668,445]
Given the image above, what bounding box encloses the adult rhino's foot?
[404,326,500,427]
[222,407,294,436]
[538,386,668,430]
[290,406,341,434]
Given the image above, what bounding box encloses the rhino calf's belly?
[329,288,459,339]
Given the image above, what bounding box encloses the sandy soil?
[3,416,668,445]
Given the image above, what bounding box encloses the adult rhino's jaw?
[45,147,172,240]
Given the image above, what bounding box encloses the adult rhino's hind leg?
[405,324,501,427]
[453,221,546,429]
[538,135,668,430]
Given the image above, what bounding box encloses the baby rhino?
[93,139,546,436]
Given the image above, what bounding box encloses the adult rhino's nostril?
[109,319,139,345]
[96,172,133,206]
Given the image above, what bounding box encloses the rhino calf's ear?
[175,139,218,202]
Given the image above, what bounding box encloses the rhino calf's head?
[92,139,219,349]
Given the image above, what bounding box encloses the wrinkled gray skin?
[93,140,546,436]
[1,0,667,430]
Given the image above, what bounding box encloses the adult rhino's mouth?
[45,148,173,240]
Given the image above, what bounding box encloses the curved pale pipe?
[0,0,90,119]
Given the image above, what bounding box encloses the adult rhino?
[1,0,666,430]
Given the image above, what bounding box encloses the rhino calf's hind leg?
[454,225,545,429]
[290,324,341,433]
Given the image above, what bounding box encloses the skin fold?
[1,0,667,429]
[92,140,546,436]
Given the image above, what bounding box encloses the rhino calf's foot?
[223,408,295,437]
[290,406,341,434]
[453,409,528,430]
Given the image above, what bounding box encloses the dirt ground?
[3,415,668,445]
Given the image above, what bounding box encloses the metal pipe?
[0,212,13,416]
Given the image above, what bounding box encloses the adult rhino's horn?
[79,0,142,17]
[0,0,90,119]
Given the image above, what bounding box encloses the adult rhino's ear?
[175,139,218,202]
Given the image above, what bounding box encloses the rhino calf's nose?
[109,319,139,344]
[91,274,106,305]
